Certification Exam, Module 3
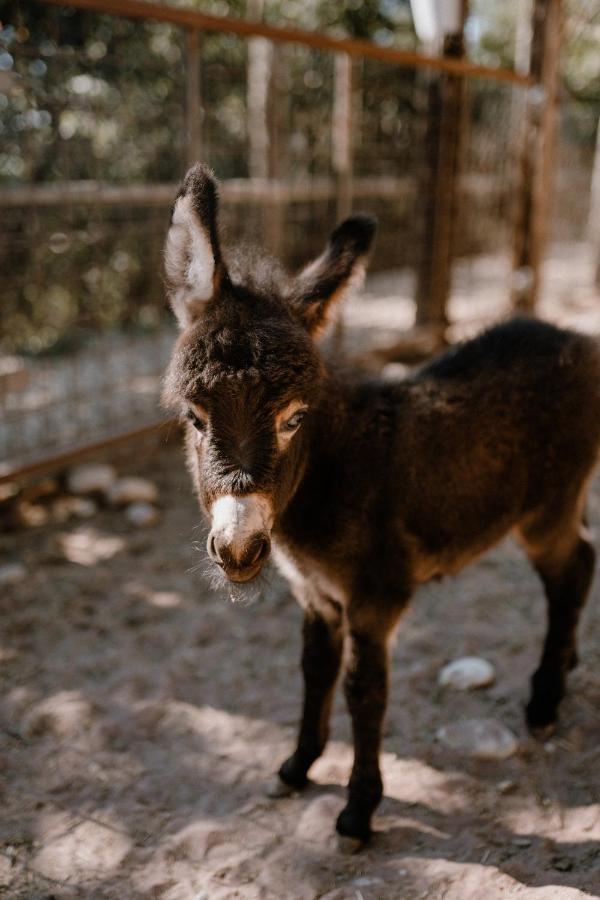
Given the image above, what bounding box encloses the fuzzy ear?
[165,163,227,328]
[287,215,377,336]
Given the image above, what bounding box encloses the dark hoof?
[278,756,309,791]
[335,806,371,846]
[526,699,558,738]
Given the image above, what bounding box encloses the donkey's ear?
[287,215,377,336]
[165,163,227,328]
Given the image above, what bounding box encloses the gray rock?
[436,718,519,760]
[67,463,116,495]
[52,496,98,521]
[438,656,496,690]
[107,477,158,506]
[0,563,27,586]
[125,502,160,528]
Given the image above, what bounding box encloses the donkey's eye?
[282,410,306,432]
[186,409,206,432]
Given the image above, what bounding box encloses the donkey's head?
[163,164,376,583]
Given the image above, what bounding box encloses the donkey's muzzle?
[207,492,274,582]
[208,531,271,582]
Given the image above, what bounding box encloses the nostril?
[246,534,271,568]
[207,533,221,564]
[208,533,270,573]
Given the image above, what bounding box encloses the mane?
[225,243,290,299]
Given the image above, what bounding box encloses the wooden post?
[185,28,202,167]
[587,109,600,288]
[246,0,284,256]
[414,7,467,336]
[264,41,285,258]
[511,0,562,311]
[246,38,272,176]
[332,52,353,221]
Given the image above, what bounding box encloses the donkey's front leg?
[274,603,344,793]
[336,624,390,843]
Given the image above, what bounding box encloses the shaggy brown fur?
[163,164,600,844]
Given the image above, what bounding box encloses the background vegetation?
[0,0,598,355]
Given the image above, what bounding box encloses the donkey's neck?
[275,364,390,564]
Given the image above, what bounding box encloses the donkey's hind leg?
[273,601,344,794]
[517,495,596,734]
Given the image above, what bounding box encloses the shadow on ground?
[1,439,599,899]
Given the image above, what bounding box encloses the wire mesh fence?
[0,0,597,478]
[0,329,175,477]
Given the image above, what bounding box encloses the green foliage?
[0,1,597,356]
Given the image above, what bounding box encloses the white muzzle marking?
[210,493,274,556]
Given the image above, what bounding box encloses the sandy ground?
[0,432,599,900]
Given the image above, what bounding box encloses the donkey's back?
[382,318,600,580]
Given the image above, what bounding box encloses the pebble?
[438,656,496,690]
[67,497,98,517]
[436,718,519,760]
[552,856,573,872]
[496,778,517,794]
[16,502,49,527]
[52,497,98,521]
[512,836,532,847]
[0,563,27,586]
[67,463,116,496]
[125,502,160,528]
[107,477,158,506]
[382,362,409,380]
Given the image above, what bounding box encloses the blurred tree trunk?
[414,0,468,337]
[588,112,600,288]
[246,0,285,256]
[246,0,271,179]
[510,0,562,311]
[332,52,353,221]
[185,29,202,168]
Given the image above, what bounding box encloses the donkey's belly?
[409,516,518,584]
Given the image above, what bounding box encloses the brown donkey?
[163,164,600,844]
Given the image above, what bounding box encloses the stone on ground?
[107,476,158,506]
[67,463,116,495]
[436,718,519,760]
[125,501,160,528]
[438,656,496,690]
[0,562,27,586]
[52,496,98,521]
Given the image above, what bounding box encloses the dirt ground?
[0,432,598,900]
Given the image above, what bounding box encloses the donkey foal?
[163,164,600,844]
